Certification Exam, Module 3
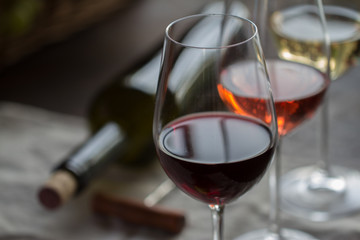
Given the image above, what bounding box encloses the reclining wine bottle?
[37,1,249,209]
[38,47,162,209]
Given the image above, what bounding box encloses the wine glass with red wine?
[153,14,278,240]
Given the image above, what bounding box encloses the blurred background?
[0,0,208,116]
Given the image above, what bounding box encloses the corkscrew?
[92,179,185,234]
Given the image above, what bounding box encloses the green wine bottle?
[38,48,161,209]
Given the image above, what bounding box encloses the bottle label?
[66,122,125,175]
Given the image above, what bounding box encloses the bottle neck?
[58,122,126,191]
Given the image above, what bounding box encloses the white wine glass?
[153,13,278,240]
[269,0,360,221]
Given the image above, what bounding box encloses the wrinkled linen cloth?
[0,67,359,240]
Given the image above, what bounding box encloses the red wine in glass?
[158,112,275,205]
[218,60,330,136]
[154,14,278,240]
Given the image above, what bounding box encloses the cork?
[38,170,77,209]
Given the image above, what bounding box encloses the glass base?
[281,165,360,222]
[234,228,318,240]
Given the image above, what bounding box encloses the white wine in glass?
[271,3,360,80]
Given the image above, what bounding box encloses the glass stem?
[209,204,225,240]
[317,94,331,175]
[315,0,332,177]
[268,139,282,237]
[309,92,347,193]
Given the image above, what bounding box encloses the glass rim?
[165,13,258,50]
